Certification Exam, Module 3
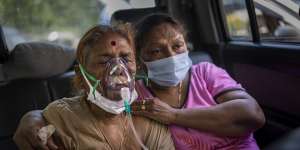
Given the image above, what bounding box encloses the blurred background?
[0,0,154,50]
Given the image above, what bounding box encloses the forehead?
[88,32,133,54]
[146,23,183,40]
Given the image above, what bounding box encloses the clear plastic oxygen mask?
[102,58,134,101]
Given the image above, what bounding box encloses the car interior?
[1,0,300,149]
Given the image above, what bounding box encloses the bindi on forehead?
[110,40,116,46]
[106,34,129,47]
[88,33,133,56]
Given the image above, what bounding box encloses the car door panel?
[222,41,300,147]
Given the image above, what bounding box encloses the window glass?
[0,0,155,50]
[99,0,155,25]
[254,0,300,43]
[222,0,252,40]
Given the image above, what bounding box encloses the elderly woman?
[130,14,265,150]
[13,24,174,150]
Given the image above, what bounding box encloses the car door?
[215,0,300,147]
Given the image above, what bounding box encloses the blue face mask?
[143,51,192,87]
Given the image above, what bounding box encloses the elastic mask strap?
[135,74,149,86]
[92,80,100,98]
[79,64,101,98]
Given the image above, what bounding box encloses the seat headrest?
[111,7,166,24]
[1,42,75,82]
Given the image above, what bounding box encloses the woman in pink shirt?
[131,13,265,150]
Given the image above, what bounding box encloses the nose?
[113,64,125,76]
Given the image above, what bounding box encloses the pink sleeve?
[135,80,154,101]
[201,62,244,97]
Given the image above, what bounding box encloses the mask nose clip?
[108,58,129,78]
[110,63,125,76]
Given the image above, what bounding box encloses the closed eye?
[120,53,133,63]
[172,42,184,50]
[150,47,162,54]
[97,56,111,64]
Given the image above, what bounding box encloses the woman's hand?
[131,98,177,124]
[13,110,58,150]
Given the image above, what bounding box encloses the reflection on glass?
[254,0,300,43]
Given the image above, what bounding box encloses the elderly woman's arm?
[132,90,265,137]
[13,110,58,150]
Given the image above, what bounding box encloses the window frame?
[219,0,300,45]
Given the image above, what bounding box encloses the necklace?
[177,81,183,108]
[148,81,183,108]
[88,104,128,149]
[102,114,128,150]
[119,114,129,150]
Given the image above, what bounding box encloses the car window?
[222,0,252,41]
[99,0,155,25]
[254,0,300,43]
[0,0,155,50]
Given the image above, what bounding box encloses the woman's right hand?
[13,110,58,150]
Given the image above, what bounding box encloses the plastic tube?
[122,88,148,150]
[127,114,149,150]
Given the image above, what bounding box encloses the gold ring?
[141,105,146,110]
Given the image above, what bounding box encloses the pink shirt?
[136,62,259,150]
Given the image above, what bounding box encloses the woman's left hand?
[131,98,177,124]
